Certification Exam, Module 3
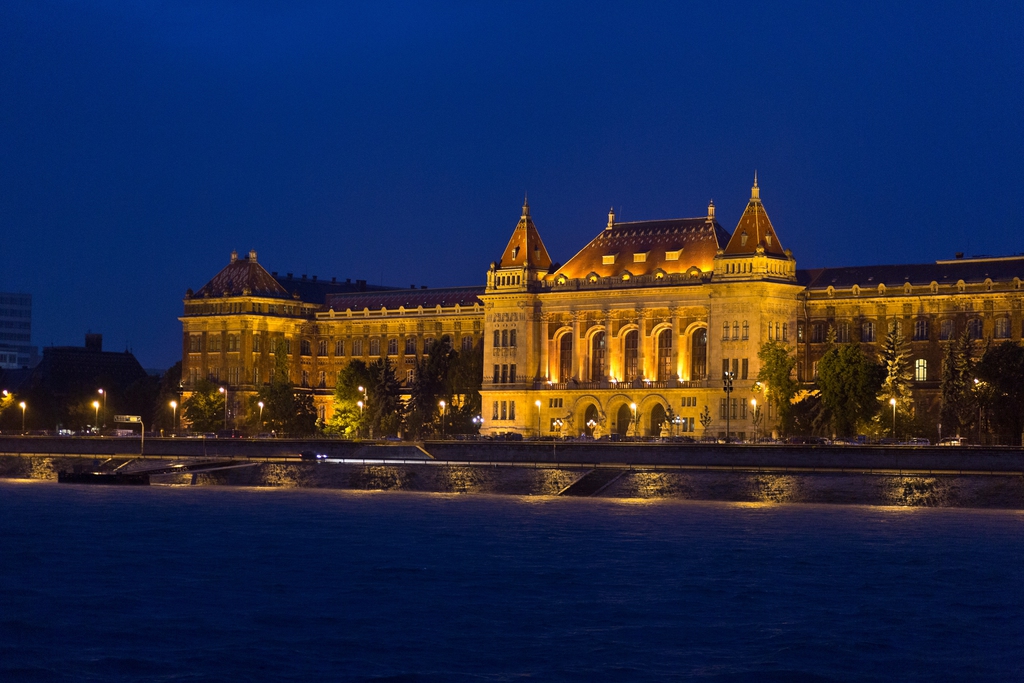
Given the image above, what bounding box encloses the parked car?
[299,450,327,461]
[901,438,931,446]
[938,437,967,446]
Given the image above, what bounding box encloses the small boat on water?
[57,471,150,485]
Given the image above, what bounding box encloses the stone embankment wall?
[1,448,1023,509]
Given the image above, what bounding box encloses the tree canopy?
[816,343,883,436]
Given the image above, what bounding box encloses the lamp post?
[169,400,178,435]
[439,400,446,439]
[97,388,106,429]
[218,386,228,430]
[257,401,264,430]
[356,400,364,438]
[723,371,734,443]
[92,400,100,434]
[750,398,759,443]
[19,401,26,433]
[535,399,542,438]
[889,397,897,440]
[630,402,637,440]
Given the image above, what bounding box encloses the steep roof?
[553,208,730,280]
[325,286,484,312]
[723,175,786,257]
[273,274,396,304]
[799,255,1024,289]
[497,199,552,270]
[193,251,290,299]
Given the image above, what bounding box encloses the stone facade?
[181,180,1024,438]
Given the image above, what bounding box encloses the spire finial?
[606,206,615,230]
[522,192,530,217]
[707,199,715,221]
[751,171,760,201]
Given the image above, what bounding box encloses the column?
[671,307,681,381]
[539,313,550,381]
[603,309,613,382]
[637,309,647,380]
[572,312,583,382]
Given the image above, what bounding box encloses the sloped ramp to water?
[350,444,433,460]
[558,468,627,497]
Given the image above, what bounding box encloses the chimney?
[85,333,102,352]
[356,279,367,292]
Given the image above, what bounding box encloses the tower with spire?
[487,196,554,292]
[713,174,796,282]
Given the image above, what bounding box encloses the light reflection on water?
[0,482,1021,682]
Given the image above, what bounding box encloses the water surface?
[1,481,1021,681]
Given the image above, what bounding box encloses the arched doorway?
[559,333,573,382]
[624,330,639,381]
[590,331,606,381]
[657,329,672,381]
[616,404,632,436]
[690,328,707,380]
[583,404,599,437]
[650,403,667,438]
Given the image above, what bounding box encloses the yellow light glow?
[92,401,100,409]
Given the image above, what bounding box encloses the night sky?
[2,1,1022,370]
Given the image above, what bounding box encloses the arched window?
[300,339,312,356]
[405,337,417,354]
[335,339,345,356]
[914,318,929,341]
[624,330,640,381]
[768,322,774,341]
[811,323,824,344]
[837,321,850,343]
[559,333,573,382]
[591,331,606,381]
[387,338,398,355]
[995,317,1011,339]
[317,339,327,356]
[722,322,730,340]
[861,321,875,342]
[369,338,380,356]
[967,318,983,339]
[732,321,739,340]
[742,321,749,340]
[940,319,954,340]
[690,328,707,380]
[657,329,673,381]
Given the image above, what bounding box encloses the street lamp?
[889,397,897,440]
[218,386,228,430]
[97,388,106,429]
[257,401,264,428]
[439,400,446,439]
[750,398,758,443]
[630,402,637,439]
[535,399,542,438]
[19,401,26,433]
[92,400,100,433]
[169,400,178,434]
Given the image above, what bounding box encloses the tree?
[366,357,402,437]
[940,329,976,438]
[182,379,225,433]
[875,320,914,437]
[699,405,712,438]
[406,335,457,438]
[327,360,373,437]
[154,361,183,432]
[816,343,883,436]
[975,341,1024,445]
[446,339,484,434]
[251,340,318,436]
[756,340,797,434]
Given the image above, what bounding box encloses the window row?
[493,364,517,384]
[492,400,517,421]
[192,334,476,357]
[559,328,706,382]
[493,329,518,348]
[721,358,750,380]
[807,317,1017,344]
[721,320,750,341]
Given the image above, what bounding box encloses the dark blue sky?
[2,1,1022,369]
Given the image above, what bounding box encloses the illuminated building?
[181,179,1024,437]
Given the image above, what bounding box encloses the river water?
[1,481,1021,682]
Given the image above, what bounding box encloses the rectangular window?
[353,339,363,356]
[742,321,749,340]
[301,370,309,387]
[387,338,398,355]
[602,254,617,265]
[722,359,730,378]
[318,339,327,356]
[493,401,499,420]
[862,321,875,343]
[837,322,850,343]
[370,339,380,356]
[286,339,292,354]
[509,401,515,421]
[732,358,739,377]
[995,317,1011,339]
[741,400,747,420]
[461,336,473,352]
[915,358,927,382]
[797,321,805,342]
[782,323,788,341]
[940,319,954,340]
[811,323,824,344]
[633,252,648,263]
[406,337,417,355]
[318,371,326,388]
[914,319,929,341]
[501,364,508,383]
[741,358,749,380]
[509,364,517,383]
[730,398,737,419]
[719,398,727,419]
[501,401,507,421]
[812,360,819,378]
[301,339,311,356]
[189,335,201,352]
[493,365,500,383]
[665,249,682,261]
[424,337,435,353]
[406,369,415,384]
[336,339,345,356]
[253,334,261,353]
